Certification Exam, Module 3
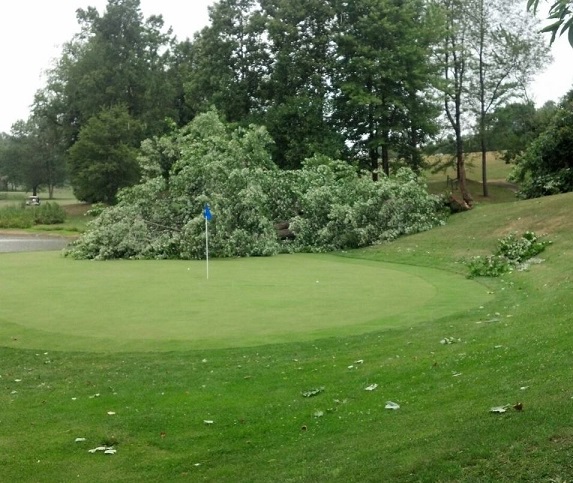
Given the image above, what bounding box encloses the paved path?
[0,234,71,252]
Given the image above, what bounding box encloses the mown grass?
[2,192,573,481]
[425,152,518,204]
[0,253,489,352]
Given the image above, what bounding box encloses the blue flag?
[203,204,212,221]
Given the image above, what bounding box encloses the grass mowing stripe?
[0,252,490,352]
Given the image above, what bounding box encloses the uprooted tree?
[65,111,448,260]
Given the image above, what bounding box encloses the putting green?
[0,251,491,352]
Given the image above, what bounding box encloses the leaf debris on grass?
[440,337,461,345]
[490,405,510,413]
[302,387,324,397]
[88,446,116,455]
[385,401,400,410]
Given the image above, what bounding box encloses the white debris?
[75,438,87,443]
[203,420,214,425]
[385,401,400,410]
[364,384,378,391]
[490,405,510,413]
[88,446,107,453]
[440,337,460,345]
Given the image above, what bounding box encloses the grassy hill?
[425,152,519,204]
[1,193,573,481]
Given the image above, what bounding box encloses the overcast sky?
[1,0,571,134]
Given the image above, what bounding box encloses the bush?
[467,231,551,277]
[33,202,67,225]
[511,91,573,199]
[0,206,35,228]
[0,202,67,228]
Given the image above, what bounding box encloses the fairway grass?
[3,193,573,482]
[0,252,489,352]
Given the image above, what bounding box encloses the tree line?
[0,0,569,204]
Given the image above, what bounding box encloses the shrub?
[467,231,551,277]
[511,90,573,199]
[0,206,35,228]
[33,202,67,225]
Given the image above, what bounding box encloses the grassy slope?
[425,152,519,204]
[1,193,573,481]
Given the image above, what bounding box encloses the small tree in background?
[68,105,143,204]
[511,90,573,198]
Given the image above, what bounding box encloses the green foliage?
[6,192,573,481]
[0,118,67,197]
[467,231,551,277]
[528,0,573,47]
[289,162,446,251]
[511,91,573,198]
[67,105,143,204]
[0,206,35,228]
[65,111,447,260]
[33,202,67,225]
[0,202,66,228]
[332,0,440,176]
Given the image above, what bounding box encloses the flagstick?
[205,216,209,279]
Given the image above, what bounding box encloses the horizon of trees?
[0,0,567,205]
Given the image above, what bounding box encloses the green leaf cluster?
[510,91,573,198]
[467,231,551,277]
[65,111,447,260]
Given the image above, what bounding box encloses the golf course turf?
[0,251,489,352]
[3,192,573,481]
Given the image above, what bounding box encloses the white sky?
[0,0,572,134]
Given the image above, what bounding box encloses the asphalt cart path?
[0,233,70,253]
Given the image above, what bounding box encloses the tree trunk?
[370,147,378,181]
[481,143,488,197]
[455,132,473,205]
[381,143,390,176]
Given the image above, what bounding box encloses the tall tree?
[68,105,143,203]
[48,0,176,146]
[436,0,473,204]
[467,0,549,196]
[0,117,67,197]
[185,0,269,124]
[259,0,343,168]
[332,0,439,180]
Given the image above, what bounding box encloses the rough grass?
[425,152,518,204]
[1,192,573,481]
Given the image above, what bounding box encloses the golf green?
[0,251,491,352]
